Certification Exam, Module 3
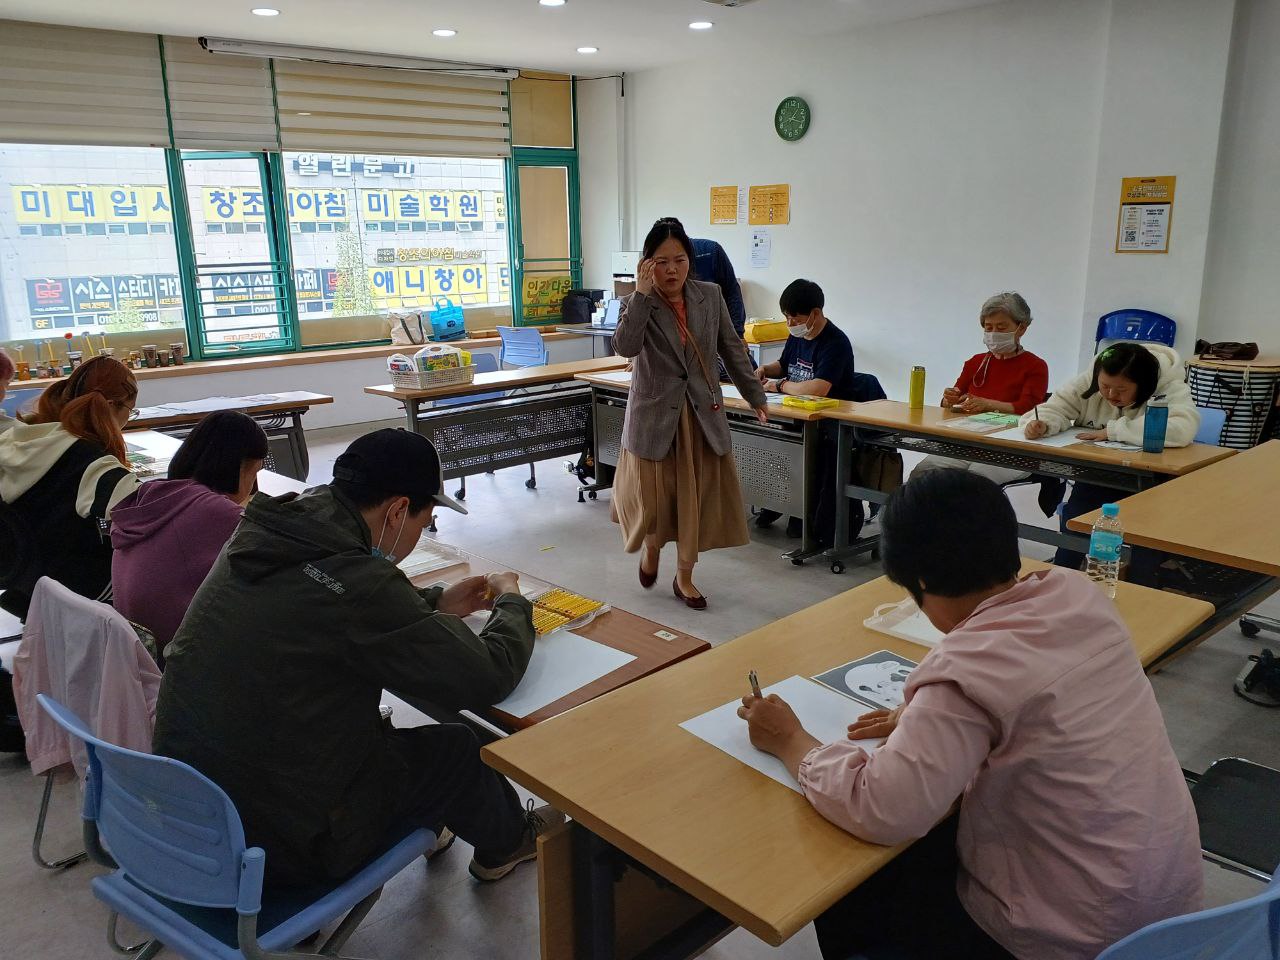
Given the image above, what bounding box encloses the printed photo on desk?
[811,649,918,711]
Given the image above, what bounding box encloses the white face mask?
[983,330,1018,354]
[787,322,810,339]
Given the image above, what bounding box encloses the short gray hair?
[979,291,1032,328]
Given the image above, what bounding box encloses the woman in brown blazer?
[611,218,768,608]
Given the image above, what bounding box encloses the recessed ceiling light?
[432,28,457,37]
[539,0,566,6]
[577,46,598,54]
[250,7,280,15]
[689,20,714,30]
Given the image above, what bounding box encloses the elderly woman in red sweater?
[911,291,1049,484]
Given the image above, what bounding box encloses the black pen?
[749,670,762,698]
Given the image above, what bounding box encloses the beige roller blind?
[161,37,278,150]
[273,59,510,157]
[0,20,170,148]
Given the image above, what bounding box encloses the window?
[281,151,513,348]
[0,143,186,367]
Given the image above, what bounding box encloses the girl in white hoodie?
[1019,341,1198,572]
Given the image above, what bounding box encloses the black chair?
[1187,758,1280,881]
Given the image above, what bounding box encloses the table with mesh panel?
[575,371,828,565]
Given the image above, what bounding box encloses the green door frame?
[168,149,298,360]
[509,147,583,327]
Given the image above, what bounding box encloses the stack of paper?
[491,630,636,717]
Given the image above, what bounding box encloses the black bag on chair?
[559,290,595,326]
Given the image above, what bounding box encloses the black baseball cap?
[332,428,467,515]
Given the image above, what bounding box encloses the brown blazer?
[612,279,767,461]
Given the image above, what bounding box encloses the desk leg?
[404,398,421,434]
[831,422,853,555]
[288,410,310,480]
[574,828,617,960]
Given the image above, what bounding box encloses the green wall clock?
[774,96,811,142]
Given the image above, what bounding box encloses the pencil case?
[781,396,839,411]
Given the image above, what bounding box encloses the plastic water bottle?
[1085,503,1123,599]
[1142,394,1169,453]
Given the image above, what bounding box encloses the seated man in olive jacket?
[153,428,561,887]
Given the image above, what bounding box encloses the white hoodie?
[0,420,138,517]
[1018,343,1199,447]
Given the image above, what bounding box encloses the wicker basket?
[389,364,477,390]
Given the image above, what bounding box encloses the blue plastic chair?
[1095,873,1280,960]
[1195,406,1228,446]
[430,353,538,502]
[1,385,40,417]
[1095,309,1177,353]
[497,326,548,369]
[36,694,434,960]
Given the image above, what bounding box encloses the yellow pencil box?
[744,319,788,343]
[781,396,840,411]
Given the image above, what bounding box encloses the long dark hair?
[169,411,269,496]
[1082,342,1160,409]
[25,355,137,464]
[642,217,696,261]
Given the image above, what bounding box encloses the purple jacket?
[110,479,244,653]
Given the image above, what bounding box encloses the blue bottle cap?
[1102,503,1119,517]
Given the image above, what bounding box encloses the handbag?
[389,310,427,346]
[1195,339,1260,361]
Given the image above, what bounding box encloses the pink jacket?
[13,577,161,778]
[798,568,1201,960]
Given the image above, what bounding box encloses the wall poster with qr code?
[1115,175,1175,254]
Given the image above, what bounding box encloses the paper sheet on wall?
[488,630,636,718]
[710,185,739,225]
[750,229,771,269]
[680,675,880,793]
[987,425,1094,447]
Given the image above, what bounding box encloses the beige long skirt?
[611,403,749,566]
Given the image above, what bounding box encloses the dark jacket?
[613,279,767,461]
[152,485,535,885]
[692,238,745,336]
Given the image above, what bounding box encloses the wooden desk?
[556,324,619,358]
[822,400,1235,565]
[483,561,1213,957]
[399,547,709,735]
[365,356,627,407]
[128,391,333,481]
[126,430,308,501]
[1067,440,1280,576]
[576,372,827,567]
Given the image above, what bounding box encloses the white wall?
[579,0,1277,401]
[577,76,623,292]
[1199,0,1280,349]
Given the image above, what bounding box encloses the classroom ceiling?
[0,0,1000,73]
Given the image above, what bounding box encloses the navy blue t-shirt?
[779,320,857,401]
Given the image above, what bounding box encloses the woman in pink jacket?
[739,469,1201,960]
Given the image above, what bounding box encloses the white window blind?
[161,37,279,151]
[0,20,170,148]
[273,60,510,158]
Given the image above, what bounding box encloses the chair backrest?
[36,693,261,914]
[497,326,549,368]
[1096,874,1280,960]
[1095,309,1177,352]
[433,352,505,408]
[1195,406,1228,445]
[850,372,887,404]
[1,386,39,418]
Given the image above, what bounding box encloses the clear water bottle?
[1085,503,1123,598]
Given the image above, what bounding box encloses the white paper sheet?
[491,630,636,718]
[864,600,946,648]
[680,675,880,793]
[750,228,771,269]
[0,608,22,642]
[399,539,466,579]
[141,394,280,416]
[591,370,633,385]
[720,384,783,405]
[988,425,1094,447]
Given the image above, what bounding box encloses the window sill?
[9,331,576,390]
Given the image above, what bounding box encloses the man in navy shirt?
[754,279,859,541]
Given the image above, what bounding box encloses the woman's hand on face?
[753,405,770,424]
[635,258,656,298]
[1076,429,1108,441]
[1024,420,1050,440]
[847,704,904,741]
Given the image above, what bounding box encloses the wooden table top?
[1068,440,1280,576]
[365,356,627,402]
[821,399,1236,476]
[128,391,333,430]
[411,548,709,731]
[483,560,1213,946]
[575,370,827,423]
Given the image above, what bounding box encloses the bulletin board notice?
[1115,176,1175,254]
[748,184,790,225]
[710,185,739,225]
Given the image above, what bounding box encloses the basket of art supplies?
[387,343,475,390]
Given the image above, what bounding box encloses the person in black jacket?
[153,428,562,886]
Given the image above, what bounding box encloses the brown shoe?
[673,578,707,610]
[639,557,658,589]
